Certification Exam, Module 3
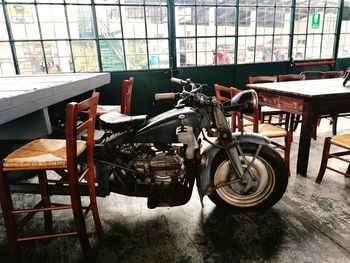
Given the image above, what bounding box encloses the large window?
[238,0,292,64]
[0,0,348,75]
[0,0,169,74]
[292,0,340,60]
[338,0,350,58]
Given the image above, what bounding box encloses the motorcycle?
[93,77,288,211]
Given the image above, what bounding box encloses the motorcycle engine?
[133,145,184,185]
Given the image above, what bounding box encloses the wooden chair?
[248,76,290,130]
[0,92,104,262]
[300,71,325,80]
[97,77,134,116]
[277,74,305,134]
[216,85,292,176]
[214,84,237,131]
[316,134,350,184]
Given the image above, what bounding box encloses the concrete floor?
[1,119,350,262]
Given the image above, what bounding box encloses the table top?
[247,78,350,99]
[0,73,110,125]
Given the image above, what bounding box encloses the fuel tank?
[134,106,201,143]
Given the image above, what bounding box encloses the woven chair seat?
[3,139,86,170]
[261,106,284,113]
[97,105,121,116]
[245,124,287,138]
[330,134,350,149]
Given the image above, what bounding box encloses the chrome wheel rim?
[213,155,276,207]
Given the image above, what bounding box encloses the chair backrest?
[248,76,277,84]
[121,77,134,115]
[214,84,235,104]
[300,71,325,80]
[323,71,344,78]
[278,74,305,82]
[66,92,99,175]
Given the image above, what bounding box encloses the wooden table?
[247,78,350,176]
[0,73,110,140]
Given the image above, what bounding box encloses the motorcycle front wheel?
[208,142,288,211]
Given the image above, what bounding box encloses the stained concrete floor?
[1,119,350,263]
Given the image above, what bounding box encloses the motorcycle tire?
[208,142,288,211]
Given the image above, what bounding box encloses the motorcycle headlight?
[230,89,258,114]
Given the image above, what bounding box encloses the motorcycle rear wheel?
[208,142,288,211]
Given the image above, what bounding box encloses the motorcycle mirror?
[230,90,258,114]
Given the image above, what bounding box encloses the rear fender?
[198,132,270,196]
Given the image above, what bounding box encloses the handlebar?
[154,93,177,101]
[170,77,187,85]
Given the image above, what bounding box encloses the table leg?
[297,101,314,176]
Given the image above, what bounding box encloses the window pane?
[15,41,45,74]
[125,39,147,70]
[0,8,8,40]
[274,7,291,34]
[294,8,308,34]
[66,0,91,3]
[238,7,255,35]
[148,39,169,69]
[175,6,195,37]
[67,6,95,39]
[196,0,216,5]
[146,6,168,38]
[197,7,215,37]
[217,7,236,36]
[0,42,15,76]
[240,0,256,6]
[6,0,34,2]
[8,4,40,40]
[120,0,143,4]
[237,36,255,63]
[217,0,236,5]
[71,40,98,72]
[96,6,122,39]
[255,35,273,63]
[323,8,338,33]
[256,7,275,35]
[121,6,146,38]
[175,0,195,5]
[197,38,215,66]
[145,0,167,4]
[44,41,73,73]
[95,0,119,3]
[100,40,125,71]
[326,0,340,7]
[338,34,350,58]
[273,35,289,61]
[36,0,64,3]
[38,5,68,39]
[296,0,309,7]
[176,38,195,67]
[321,34,334,58]
[305,34,321,59]
[216,37,235,65]
[293,35,306,59]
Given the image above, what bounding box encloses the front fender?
[198,132,270,196]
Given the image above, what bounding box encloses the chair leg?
[284,131,292,177]
[316,137,331,184]
[345,164,350,177]
[38,170,53,234]
[0,165,20,262]
[293,115,301,131]
[332,115,338,136]
[86,166,104,240]
[67,172,92,259]
[312,119,317,140]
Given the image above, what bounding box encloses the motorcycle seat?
[99,112,148,132]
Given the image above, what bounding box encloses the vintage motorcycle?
[93,77,288,211]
